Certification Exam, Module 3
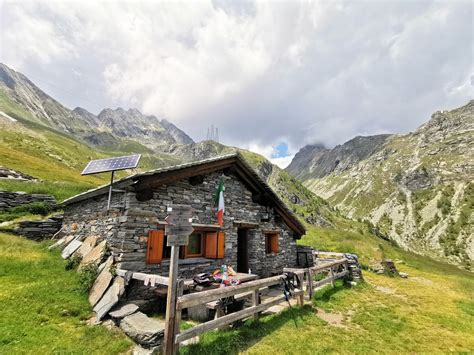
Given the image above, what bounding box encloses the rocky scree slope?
[287,101,474,269]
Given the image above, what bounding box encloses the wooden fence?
[166,258,348,353]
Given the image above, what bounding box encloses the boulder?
[120,312,165,347]
[80,240,106,270]
[61,239,82,259]
[61,235,75,249]
[48,236,67,250]
[109,303,139,319]
[76,236,98,258]
[93,276,125,320]
[89,256,114,307]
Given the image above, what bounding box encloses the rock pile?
[369,259,408,278]
[51,235,165,352]
[0,167,36,181]
[344,253,363,280]
[0,190,56,211]
[13,215,63,241]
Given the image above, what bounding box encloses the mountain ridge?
[287,101,473,268]
[0,63,193,149]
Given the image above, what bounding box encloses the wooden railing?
[171,274,304,352]
[168,258,349,353]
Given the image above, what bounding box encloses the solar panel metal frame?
[81,154,141,175]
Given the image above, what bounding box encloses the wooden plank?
[306,269,314,299]
[206,291,254,310]
[251,290,259,321]
[135,159,237,192]
[330,267,335,288]
[175,290,303,344]
[173,279,184,354]
[116,269,170,286]
[164,245,180,355]
[233,221,259,228]
[310,259,347,273]
[313,276,334,289]
[177,274,285,310]
[312,270,348,289]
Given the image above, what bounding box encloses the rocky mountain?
[0,63,193,150]
[287,101,474,268]
[0,62,335,231]
[287,134,391,179]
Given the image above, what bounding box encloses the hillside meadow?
[0,224,472,354]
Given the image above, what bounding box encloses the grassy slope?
[0,91,183,201]
[182,158,474,353]
[182,224,474,354]
[0,233,131,353]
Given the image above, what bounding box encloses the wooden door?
[237,228,249,273]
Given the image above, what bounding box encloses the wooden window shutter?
[205,232,218,258]
[204,232,225,259]
[266,232,279,254]
[270,233,279,253]
[217,232,225,258]
[147,230,164,264]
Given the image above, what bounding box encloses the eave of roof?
[62,153,306,237]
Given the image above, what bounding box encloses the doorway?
[237,228,249,273]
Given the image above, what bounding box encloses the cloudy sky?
[0,0,472,167]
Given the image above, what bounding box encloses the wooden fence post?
[306,269,314,300]
[330,267,335,288]
[173,279,184,352]
[164,245,180,355]
[252,289,259,321]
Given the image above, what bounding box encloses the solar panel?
[81,154,141,175]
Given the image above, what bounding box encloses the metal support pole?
[107,170,115,212]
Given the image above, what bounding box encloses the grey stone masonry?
[63,170,299,279]
[13,215,63,241]
[0,191,56,211]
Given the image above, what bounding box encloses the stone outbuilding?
[62,154,306,279]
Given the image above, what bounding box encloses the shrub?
[0,202,56,223]
[65,254,82,270]
[9,201,54,216]
[78,263,99,294]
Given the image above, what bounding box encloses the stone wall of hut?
[63,170,298,279]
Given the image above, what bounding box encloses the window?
[186,232,204,257]
[265,232,279,254]
[147,229,226,263]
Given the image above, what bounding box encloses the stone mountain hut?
[62,154,306,279]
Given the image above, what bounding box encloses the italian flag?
[215,176,225,226]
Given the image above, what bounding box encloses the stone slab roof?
[63,153,306,237]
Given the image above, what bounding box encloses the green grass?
[0,232,132,353]
[181,221,474,354]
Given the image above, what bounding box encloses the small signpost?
[164,204,193,355]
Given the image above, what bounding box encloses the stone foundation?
[13,215,63,241]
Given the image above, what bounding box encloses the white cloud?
[270,156,294,169]
[0,0,471,155]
